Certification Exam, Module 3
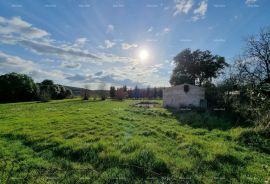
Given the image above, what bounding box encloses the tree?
[235,28,270,84]
[146,86,151,99]
[81,85,90,100]
[153,87,158,98]
[65,88,73,98]
[115,88,125,100]
[134,85,139,99]
[158,88,163,98]
[229,28,270,128]
[98,82,107,100]
[41,79,54,86]
[110,86,116,98]
[50,84,61,99]
[39,83,52,101]
[123,85,127,92]
[170,48,228,86]
[0,73,38,103]
[39,80,70,100]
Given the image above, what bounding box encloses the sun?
[139,49,149,61]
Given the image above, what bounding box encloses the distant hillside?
[64,86,109,97]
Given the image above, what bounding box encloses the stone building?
[163,84,205,108]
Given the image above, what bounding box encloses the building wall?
[163,84,205,108]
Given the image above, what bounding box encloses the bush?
[0,73,38,103]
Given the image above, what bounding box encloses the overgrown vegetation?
[169,28,270,130]
[0,99,269,183]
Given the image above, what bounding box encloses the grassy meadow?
[0,99,269,183]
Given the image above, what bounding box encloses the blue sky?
[0,0,269,89]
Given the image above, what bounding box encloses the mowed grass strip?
[0,99,269,183]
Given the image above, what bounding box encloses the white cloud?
[147,26,153,32]
[104,40,116,48]
[0,51,67,81]
[245,0,257,5]
[192,0,208,21]
[106,24,114,33]
[75,37,87,47]
[121,43,138,50]
[18,39,100,60]
[0,16,49,39]
[165,59,174,66]
[61,61,81,69]
[97,64,169,87]
[98,53,136,63]
[0,51,36,73]
[173,0,193,16]
[163,27,171,33]
[0,16,165,87]
[155,27,171,36]
[0,16,137,65]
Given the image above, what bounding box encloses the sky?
[0,0,269,89]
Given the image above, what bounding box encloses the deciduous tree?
[170,49,228,86]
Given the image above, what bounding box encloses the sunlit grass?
[0,99,269,183]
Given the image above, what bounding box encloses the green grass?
[0,99,269,183]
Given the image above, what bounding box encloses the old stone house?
[163,84,205,108]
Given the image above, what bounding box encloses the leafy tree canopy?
[170,48,228,86]
[0,72,38,103]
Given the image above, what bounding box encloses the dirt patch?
[134,101,160,108]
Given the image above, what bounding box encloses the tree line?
[81,85,163,101]
[0,73,73,103]
[109,85,163,100]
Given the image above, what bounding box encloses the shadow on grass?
[238,129,270,154]
[0,133,171,182]
[167,108,252,131]
[37,98,107,105]
[197,154,247,182]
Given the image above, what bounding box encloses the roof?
[164,83,205,90]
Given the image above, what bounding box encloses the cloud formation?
[192,0,208,21]
[0,16,49,39]
[74,37,87,47]
[0,16,168,88]
[155,27,171,36]
[0,16,137,65]
[104,40,116,48]
[245,0,257,5]
[0,51,67,81]
[173,0,193,16]
[62,62,81,69]
[147,26,153,32]
[24,40,97,57]
[121,43,138,50]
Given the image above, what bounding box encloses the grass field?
[0,99,269,183]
